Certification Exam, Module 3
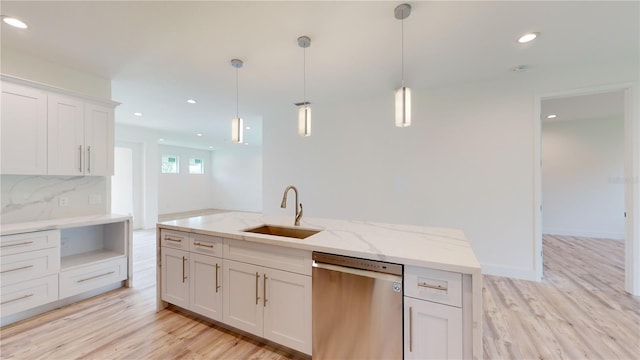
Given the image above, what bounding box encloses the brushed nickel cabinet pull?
[79,145,83,173]
[255,272,260,305]
[194,242,214,248]
[263,274,268,307]
[1,265,34,274]
[409,306,413,352]
[418,282,448,291]
[1,293,33,305]
[182,256,187,283]
[0,241,34,248]
[87,145,91,173]
[215,263,221,293]
[77,271,115,283]
[165,237,182,243]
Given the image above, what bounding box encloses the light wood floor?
[1,232,638,359]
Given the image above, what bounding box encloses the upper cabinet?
[1,82,48,175]
[1,76,118,176]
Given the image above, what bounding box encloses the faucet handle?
[295,203,303,226]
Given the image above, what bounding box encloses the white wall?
[542,117,625,239]
[112,147,134,217]
[211,146,262,212]
[263,59,639,280]
[158,145,214,214]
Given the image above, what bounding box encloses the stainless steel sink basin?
[243,224,321,239]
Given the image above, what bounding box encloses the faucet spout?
[280,185,302,226]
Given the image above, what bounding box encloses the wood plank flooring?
[1,231,638,359]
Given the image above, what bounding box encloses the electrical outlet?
[59,196,69,207]
[89,194,102,205]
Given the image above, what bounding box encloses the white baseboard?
[543,228,624,240]
[481,263,540,282]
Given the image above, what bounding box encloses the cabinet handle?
[165,237,182,243]
[255,272,261,305]
[87,146,91,173]
[409,306,413,352]
[418,282,448,291]
[77,271,115,283]
[263,274,268,307]
[79,145,83,173]
[194,241,214,248]
[1,293,33,305]
[0,241,33,248]
[1,265,34,274]
[215,263,221,293]
[182,256,187,283]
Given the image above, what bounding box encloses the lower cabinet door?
[59,257,127,299]
[222,259,263,336]
[190,253,222,321]
[263,268,312,355]
[161,247,189,308]
[0,274,58,317]
[404,296,463,360]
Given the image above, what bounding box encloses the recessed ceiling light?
[134,112,143,117]
[547,114,557,119]
[2,17,28,29]
[196,133,203,137]
[208,146,214,149]
[512,65,529,72]
[244,142,249,145]
[159,138,165,142]
[518,32,539,43]
[245,126,251,130]
[187,99,197,104]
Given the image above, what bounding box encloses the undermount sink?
[243,224,321,239]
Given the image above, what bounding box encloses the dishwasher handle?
[313,261,402,282]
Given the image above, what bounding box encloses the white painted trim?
[543,229,624,240]
[481,263,538,281]
[534,82,640,296]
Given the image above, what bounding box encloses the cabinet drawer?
[224,239,312,276]
[160,229,189,250]
[1,274,58,317]
[190,233,223,257]
[59,257,127,298]
[0,230,59,256]
[404,266,462,307]
[1,247,60,286]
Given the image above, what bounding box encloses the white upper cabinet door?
[47,93,84,175]
[84,103,114,176]
[0,82,47,175]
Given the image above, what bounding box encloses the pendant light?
[296,36,311,137]
[230,58,244,143]
[394,3,411,127]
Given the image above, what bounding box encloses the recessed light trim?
[159,138,165,142]
[2,17,28,29]
[512,65,529,73]
[134,112,143,117]
[196,133,203,137]
[547,114,557,119]
[187,99,197,104]
[518,32,539,43]
[245,126,251,130]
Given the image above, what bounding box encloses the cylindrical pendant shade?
[232,117,243,143]
[298,105,311,137]
[395,86,411,127]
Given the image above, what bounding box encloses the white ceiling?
[1,1,638,149]
[542,90,625,123]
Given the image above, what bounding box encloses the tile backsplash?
[1,175,107,224]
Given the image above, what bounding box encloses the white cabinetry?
[404,266,471,360]
[0,82,47,175]
[0,76,117,176]
[159,230,223,322]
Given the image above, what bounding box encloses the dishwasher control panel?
[312,252,403,276]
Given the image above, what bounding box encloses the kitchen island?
[157,212,482,359]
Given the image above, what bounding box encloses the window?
[189,158,204,174]
[161,155,179,174]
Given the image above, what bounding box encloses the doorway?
[112,147,133,218]
[534,84,639,295]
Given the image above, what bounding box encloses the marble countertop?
[1,214,132,236]
[158,212,481,275]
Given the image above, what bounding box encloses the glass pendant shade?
[395,86,411,127]
[298,105,311,137]
[231,117,243,143]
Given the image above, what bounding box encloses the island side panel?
[472,270,483,360]
[156,225,168,310]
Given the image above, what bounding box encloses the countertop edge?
[1,214,133,236]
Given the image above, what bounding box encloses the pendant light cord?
[401,9,405,87]
[235,67,239,118]
[303,46,307,104]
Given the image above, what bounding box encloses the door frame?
[533,82,639,295]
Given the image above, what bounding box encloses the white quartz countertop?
[1,214,132,236]
[158,212,481,275]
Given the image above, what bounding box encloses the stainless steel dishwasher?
[312,252,403,359]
